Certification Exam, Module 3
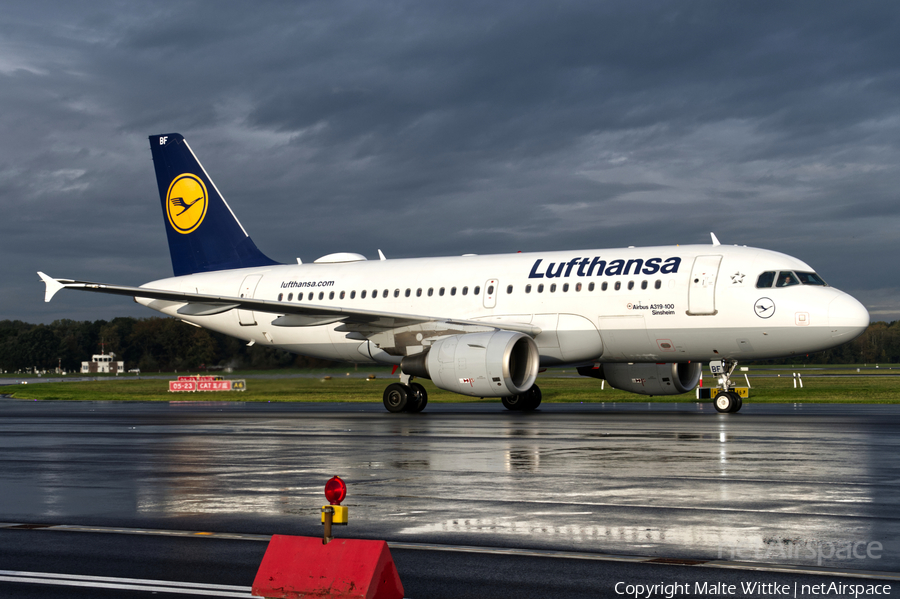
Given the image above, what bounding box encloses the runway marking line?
[1,521,898,582]
[0,569,252,597]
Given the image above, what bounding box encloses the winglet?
[37,272,67,302]
[710,232,721,246]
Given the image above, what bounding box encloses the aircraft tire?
[407,383,428,413]
[714,391,734,414]
[522,385,542,411]
[729,392,743,413]
[383,383,410,413]
[501,394,525,411]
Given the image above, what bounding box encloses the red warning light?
[324,476,347,505]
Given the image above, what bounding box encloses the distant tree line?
[0,317,340,373]
[2,317,899,373]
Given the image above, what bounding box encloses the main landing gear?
[383,376,428,413]
[501,385,542,412]
[711,359,743,414]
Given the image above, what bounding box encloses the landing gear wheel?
[522,385,542,411]
[383,383,410,413]
[729,392,743,413]
[407,382,428,413]
[714,391,734,414]
[502,394,525,411]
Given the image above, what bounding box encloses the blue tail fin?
[149,133,279,276]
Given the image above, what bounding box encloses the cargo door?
[237,274,263,326]
[687,255,722,316]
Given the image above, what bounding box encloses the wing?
[37,272,541,356]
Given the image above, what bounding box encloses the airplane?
[39,133,870,414]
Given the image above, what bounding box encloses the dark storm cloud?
[1,0,900,323]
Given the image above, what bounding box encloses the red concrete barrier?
[251,535,404,599]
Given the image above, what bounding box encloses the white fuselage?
[137,244,869,366]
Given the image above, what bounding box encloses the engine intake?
[577,362,701,396]
[401,331,540,397]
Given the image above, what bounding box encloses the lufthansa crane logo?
[166,173,208,234]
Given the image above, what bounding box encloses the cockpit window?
[796,271,827,286]
[775,271,800,287]
[756,271,775,288]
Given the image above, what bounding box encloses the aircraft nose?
[828,293,870,339]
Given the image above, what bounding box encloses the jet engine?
[401,331,540,397]
[577,362,701,396]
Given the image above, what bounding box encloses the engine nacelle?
[401,331,540,397]
[577,362,701,396]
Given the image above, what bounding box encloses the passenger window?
[614,282,621,291]
[451,287,457,296]
[416,288,422,297]
[288,293,293,301]
[641,281,647,290]
[601,282,608,291]
[350,291,355,299]
[439,287,445,296]
[462,286,468,295]
[550,284,556,292]
[405,289,411,297]
[487,285,494,295]
[507,285,513,294]
[278,293,283,301]
[382,289,389,298]
[627,281,634,290]
[372,289,377,298]
[394,289,400,298]
[525,284,532,293]
[329,291,335,300]
[319,292,324,300]
[588,282,595,291]
[308,292,313,300]
[428,288,434,296]
[796,271,827,286]
[576,283,582,292]
[562,283,569,292]
[361,290,367,299]
[775,272,800,288]
[538,284,544,293]
[654,280,661,290]
[756,271,776,288]
[474,286,480,295]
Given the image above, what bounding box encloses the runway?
[0,399,897,597]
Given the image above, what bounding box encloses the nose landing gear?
[711,359,743,413]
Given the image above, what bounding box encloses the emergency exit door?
[687,255,721,315]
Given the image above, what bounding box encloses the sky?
[2,1,899,324]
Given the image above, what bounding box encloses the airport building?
[81,352,124,374]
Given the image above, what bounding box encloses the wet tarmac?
[0,399,897,596]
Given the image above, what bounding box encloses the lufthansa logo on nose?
[754,297,775,318]
[166,173,208,234]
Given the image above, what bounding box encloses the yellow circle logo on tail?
[166,173,208,234]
